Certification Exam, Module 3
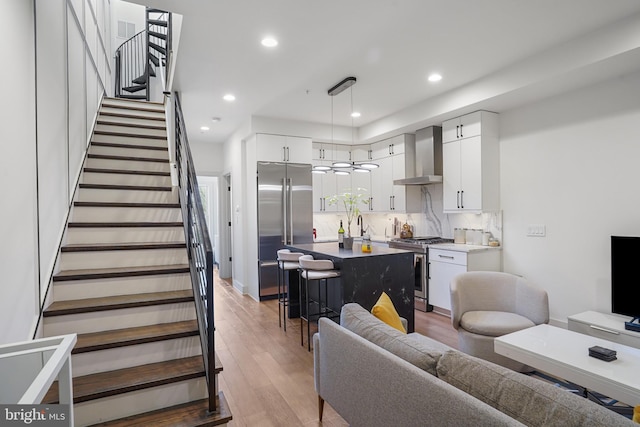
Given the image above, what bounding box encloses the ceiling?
[125,0,640,145]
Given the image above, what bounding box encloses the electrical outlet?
[527,224,546,237]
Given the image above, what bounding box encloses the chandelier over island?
[312,76,379,175]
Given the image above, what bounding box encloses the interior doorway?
[196,176,219,265]
[218,173,232,279]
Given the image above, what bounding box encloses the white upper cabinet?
[256,133,312,163]
[442,111,483,143]
[442,111,499,213]
[371,135,405,160]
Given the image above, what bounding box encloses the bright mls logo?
[1,405,69,426]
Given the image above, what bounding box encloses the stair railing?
[114,30,147,99]
[174,92,217,413]
[114,9,170,100]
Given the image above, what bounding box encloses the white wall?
[0,0,39,345]
[500,71,640,325]
[0,0,112,345]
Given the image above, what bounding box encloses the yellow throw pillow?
[371,292,406,333]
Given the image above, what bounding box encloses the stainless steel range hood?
[394,126,443,185]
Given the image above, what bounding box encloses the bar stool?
[277,249,303,331]
[298,254,341,351]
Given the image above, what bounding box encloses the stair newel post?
[145,8,150,101]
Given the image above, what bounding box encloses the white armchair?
[450,271,549,372]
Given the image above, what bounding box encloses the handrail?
[0,334,77,422]
[173,92,217,413]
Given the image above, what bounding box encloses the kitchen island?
[286,242,415,332]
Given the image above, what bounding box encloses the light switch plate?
[527,224,546,237]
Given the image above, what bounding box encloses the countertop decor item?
[326,188,369,238]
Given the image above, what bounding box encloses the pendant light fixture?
[312,76,378,174]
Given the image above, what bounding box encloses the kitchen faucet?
[357,215,364,236]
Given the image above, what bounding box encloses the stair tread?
[148,30,167,40]
[114,94,147,100]
[147,19,168,27]
[149,53,160,67]
[44,289,194,317]
[82,168,170,177]
[79,183,172,191]
[94,130,167,140]
[91,141,168,151]
[62,242,186,252]
[87,153,170,163]
[67,221,182,228]
[89,394,232,427]
[123,84,147,93]
[52,264,189,282]
[99,112,165,121]
[43,355,204,404]
[149,41,167,55]
[96,121,167,131]
[74,201,178,207]
[74,320,199,354]
[103,97,164,107]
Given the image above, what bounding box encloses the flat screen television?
[611,236,640,331]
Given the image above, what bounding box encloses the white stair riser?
[101,100,165,113]
[43,303,196,335]
[80,171,172,187]
[74,377,207,426]
[94,123,167,138]
[71,206,180,222]
[65,226,185,244]
[72,336,202,377]
[98,114,166,128]
[53,273,191,300]
[89,144,169,160]
[60,248,187,270]
[85,157,171,172]
[76,188,178,203]
[92,132,168,148]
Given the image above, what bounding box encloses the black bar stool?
[298,254,341,351]
[277,249,303,331]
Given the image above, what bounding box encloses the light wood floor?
[213,270,459,426]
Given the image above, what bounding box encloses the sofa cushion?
[460,311,535,337]
[340,303,443,375]
[436,350,633,427]
[371,292,406,333]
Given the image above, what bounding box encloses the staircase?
[42,97,231,426]
[115,8,170,100]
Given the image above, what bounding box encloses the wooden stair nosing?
[43,289,194,317]
[82,168,171,177]
[96,120,166,131]
[87,153,170,163]
[88,393,232,427]
[99,111,165,122]
[52,264,190,282]
[94,130,167,140]
[67,221,183,228]
[91,141,168,151]
[79,183,173,192]
[113,94,147,100]
[73,320,199,354]
[74,201,179,208]
[61,242,186,252]
[102,99,164,110]
[43,355,204,404]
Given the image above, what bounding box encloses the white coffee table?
[494,324,640,407]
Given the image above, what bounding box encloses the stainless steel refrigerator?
[257,162,313,300]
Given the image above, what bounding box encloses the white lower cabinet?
[428,247,501,313]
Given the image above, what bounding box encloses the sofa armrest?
[400,317,408,332]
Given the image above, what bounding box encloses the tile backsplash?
[313,184,502,244]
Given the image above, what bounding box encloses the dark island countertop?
[288,242,412,259]
[286,242,416,332]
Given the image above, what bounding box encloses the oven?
[388,236,453,312]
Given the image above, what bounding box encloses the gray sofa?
[313,303,634,427]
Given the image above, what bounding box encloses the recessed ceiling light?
[200,126,210,131]
[223,94,236,101]
[351,111,361,118]
[211,117,221,122]
[428,73,442,82]
[261,37,278,47]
